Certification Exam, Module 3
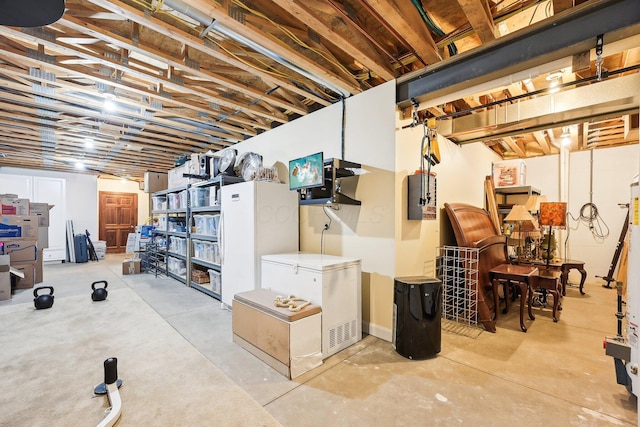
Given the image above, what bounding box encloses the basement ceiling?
[0,0,638,182]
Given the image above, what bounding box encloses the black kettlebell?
[91,280,108,302]
[33,286,54,310]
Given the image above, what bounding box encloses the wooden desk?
[512,259,586,295]
[529,269,562,322]
[489,264,538,332]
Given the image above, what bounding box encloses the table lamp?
[525,194,547,213]
[539,202,567,268]
[504,204,537,259]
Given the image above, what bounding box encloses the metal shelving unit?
[495,185,541,215]
[151,185,188,284]
[151,175,243,299]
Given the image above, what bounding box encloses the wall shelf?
[298,158,362,206]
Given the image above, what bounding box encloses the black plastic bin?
[393,276,442,359]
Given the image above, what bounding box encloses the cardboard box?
[493,159,527,188]
[1,198,30,215]
[0,216,39,239]
[0,240,37,262]
[12,261,36,289]
[232,289,323,379]
[122,258,141,275]
[0,255,10,301]
[29,203,53,227]
[144,172,168,193]
[35,248,43,284]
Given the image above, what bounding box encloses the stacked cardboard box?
[0,194,52,293]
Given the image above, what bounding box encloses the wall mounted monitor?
[289,152,324,191]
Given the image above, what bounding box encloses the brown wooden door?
[99,191,138,253]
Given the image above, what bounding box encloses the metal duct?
[163,0,351,98]
[437,73,640,144]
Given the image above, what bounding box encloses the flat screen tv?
[289,152,324,191]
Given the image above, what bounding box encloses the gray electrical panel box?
[408,173,437,220]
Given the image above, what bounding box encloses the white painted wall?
[394,120,501,277]
[0,168,97,259]
[0,169,152,261]
[527,145,639,284]
[230,81,397,339]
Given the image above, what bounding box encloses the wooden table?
[512,258,587,295]
[529,269,562,322]
[489,264,538,332]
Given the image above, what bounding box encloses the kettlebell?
[33,286,54,310]
[91,280,108,302]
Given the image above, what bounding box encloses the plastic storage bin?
[167,193,180,210]
[208,187,218,206]
[189,187,209,207]
[154,216,167,231]
[194,214,219,235]
[207,214,220,236]
[168,258,186,276]
[393,276,442,359]
[169,236,187,256]
[178,190,188,209]
[208,269,221,294]
[192,239,206,260]
[152,196,167,211]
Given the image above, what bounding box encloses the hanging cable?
[566,149,610,241]
[320,205,336,254]
[410,0,458,56]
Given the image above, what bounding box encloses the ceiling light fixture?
[546,71,563,94]
[84,138,94,148]
[75,161,86,170]
[103,98,117,112]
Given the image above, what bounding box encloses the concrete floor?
[3,254,638,426]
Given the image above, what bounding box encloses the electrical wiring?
[320,204,336,254]
[410,0,458,56]
[230,0,353,78]
[139,0,307,84]
[566,203,610,240]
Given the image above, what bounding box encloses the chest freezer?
[261,253,362,358]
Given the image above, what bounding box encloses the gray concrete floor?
[4,254,637,426]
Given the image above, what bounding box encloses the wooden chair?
[444,203,510,333]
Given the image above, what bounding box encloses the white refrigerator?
[220,181,299,307]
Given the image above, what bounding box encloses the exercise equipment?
[91,281,108,302]
[95,358,123,427]
[33,286,54,310]
[598,205,629,288]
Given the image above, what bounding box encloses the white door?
[33,177,66,261]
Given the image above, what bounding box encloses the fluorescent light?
[104,99,117,112]
[84,138,94,148]
[75,161,85,170]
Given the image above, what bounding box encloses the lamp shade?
[504,204,535,223]
[539,202,567,227]
[525,194,547,212]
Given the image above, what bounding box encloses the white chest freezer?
[261,252,362,358]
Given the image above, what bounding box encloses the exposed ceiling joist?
[397,0,640,108]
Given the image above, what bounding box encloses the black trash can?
[393,276,442,359]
